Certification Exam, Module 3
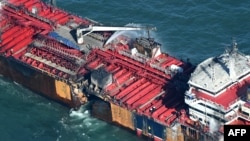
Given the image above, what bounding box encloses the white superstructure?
[185,41,250,127]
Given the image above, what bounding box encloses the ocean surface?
[1,0,250,141]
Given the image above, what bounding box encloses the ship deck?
[1,0,195,134]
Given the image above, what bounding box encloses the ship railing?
[5,3,20,11]
[150,63,165,72]
[8,2,54,26]
[45,2,91,26]
[87,33,105,42]
[99,46,109,52]
[225,113,238,123]
[31,42,77,63]
[118,50,172,75]
[225,112,250,124]
[26,11,53,26]
[197,95,245,112]
[227,96,246,110]
[42,45,82,63]
[134,52,148,59]
[12,56,69,80]
[118,50,146,64]
[238,112,250,121]
[150,63,171,75]
[103,44,112,49]
[34,38,84,61]
[197,96,227,111]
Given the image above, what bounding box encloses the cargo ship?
[0,0,250,141]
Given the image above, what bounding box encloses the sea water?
[1,0,250,140]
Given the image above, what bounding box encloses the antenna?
[147,28,150,39]
[146,26,157,39]
[231,37,238,53]
[227,38,237,81]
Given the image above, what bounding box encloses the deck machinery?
[1,1,250,141]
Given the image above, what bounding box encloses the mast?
[229,39,238,81]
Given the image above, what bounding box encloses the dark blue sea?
[1,0,250,140]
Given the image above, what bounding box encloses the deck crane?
[76,25,156,44]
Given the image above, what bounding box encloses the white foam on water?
[69,110,86,118]
[60,105,94,132]
[56,135,62,141]
[0,78,10,86]
[57,103,113,141]
[69,105,90,120]
[13,81,21,86]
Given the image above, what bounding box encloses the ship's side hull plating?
[90,99,217,141]
[0,1,232,141]
[0,56,76,107]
